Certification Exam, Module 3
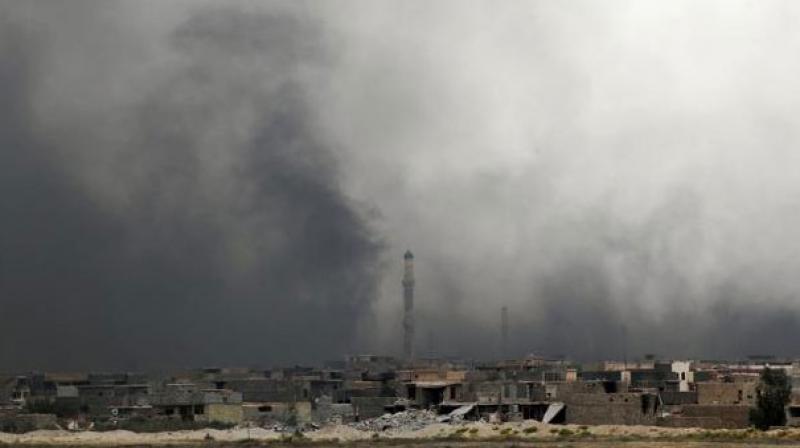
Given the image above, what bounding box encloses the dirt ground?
[5,421,800,446]
[9,442,800,448]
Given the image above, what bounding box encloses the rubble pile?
[351,410,438,432]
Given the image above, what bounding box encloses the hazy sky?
[3,1,800,370]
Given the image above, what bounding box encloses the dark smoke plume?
[0,6,382,371]
[4,2,800,368]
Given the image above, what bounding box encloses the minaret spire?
[501,305,509,359]
[402,250,415,361]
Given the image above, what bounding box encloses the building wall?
[629,369,678,390]
[236,401,312,425]
[344,380,385,399]
[205,403,243,424]
[659,405,749,429]
[660,391,698,405]
[225,379,300,402]
[411,370,445,382]
[581,371,623,382]
[313,397,355,424]
[0,413,58,432]
[308,380,342,401]
[564,393,659,426]
[351,397,396,419]
[554,380,624,400]
[0,378,14,405]
[292,401,312,424]
[461,380,543,404]
[671,361,694,392]
[696,382,756,406]
[76,384,150,416]
[603,361,655,371]
[446,371,468,382]
[787,405,800,427]
[443,384,466,402]
[566,369,578,383]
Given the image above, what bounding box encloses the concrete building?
[0,357,783,430]
[695,382,756,406]
[150,384,242,421]
[564,392,660,426]
[76,384,150,416]
[671,361,694,392]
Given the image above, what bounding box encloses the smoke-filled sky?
[3,1,800,371]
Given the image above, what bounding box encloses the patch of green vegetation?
[727,431,749,440]
[278,431,311,445]
[701,430,717,439]
[468,427,478,434]
[523,426,538,434]
[557,428,574,437]
[750,367,792,430]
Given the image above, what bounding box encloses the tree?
[749,367,792,430]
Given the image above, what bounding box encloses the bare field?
[11,442,800,448]
[7,421,800,447]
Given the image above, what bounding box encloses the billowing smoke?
[4,1,800,370]
[330,1,800,361]
[0,3,382,370]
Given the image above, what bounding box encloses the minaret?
[501,306,509,359]
[402,250,415,361]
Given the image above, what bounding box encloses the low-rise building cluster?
[1,355,798,432]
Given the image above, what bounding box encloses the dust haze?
[2,1,800,370]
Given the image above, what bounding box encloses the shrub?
[750,367,791,430]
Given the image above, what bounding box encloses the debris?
[437,403,476,423]
[350,409,438,432]
[542,402,565,424]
